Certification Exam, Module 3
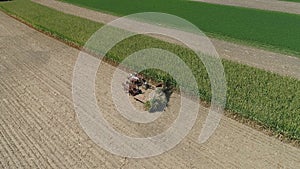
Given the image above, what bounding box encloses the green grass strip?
[62,0,300,57]
[280,0,300,3]
[0,0,103,46]
[0,0,299,140]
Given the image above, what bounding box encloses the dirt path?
[192,0,300,15]
[1,9,300,168]
[32,0,300,80]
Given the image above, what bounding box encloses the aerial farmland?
[0,0,299,168]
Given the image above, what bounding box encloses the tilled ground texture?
[1,11,300,168]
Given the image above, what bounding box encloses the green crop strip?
[0,0,103,46]
[280,0,300,3]
[62,0,300,57]
[0,0,299,140]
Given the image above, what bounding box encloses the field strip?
[32,0,300,80]
[191,0,300,15]
[1,9,300,168]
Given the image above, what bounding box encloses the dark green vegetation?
[281,0,300,2]
[0,0,299,140]
[62,0,300,57]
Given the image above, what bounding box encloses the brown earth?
[1,9,300,169]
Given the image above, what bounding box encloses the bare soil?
[1,10,300,168]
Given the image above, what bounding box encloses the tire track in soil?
[5,51,123,168]
[0,109,41,169]
[1,43,122,168]
[0,85,69,169]
[0,55,94,168]
[0,78,99,169]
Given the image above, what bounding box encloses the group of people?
[122,73,151,96]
